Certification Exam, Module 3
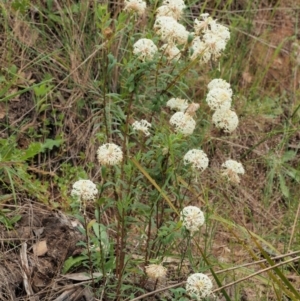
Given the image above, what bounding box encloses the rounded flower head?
[170,112,196,136]
[180,206,204,233]
[186,273,213,300]
[156,0,186,20]
[145,264,167,280]
[190,37,211,63]
[193,13,230,61]
[194,13,215,34]
[222,159,245,183]
[203,31,227,60]
[208,78,232,93]
[202,23,230,60]
[154,16,189,45]
[212,109,239,133]
[71,180,98,201]
[166,97,189,112]
[124,0,146,15]
[161,43,181,61]
[133,38,158,61]
[210,22,230,43]
[97,143,123,166]
[206,87,232,111]
[132,119,152,136]
[183,149,209,171]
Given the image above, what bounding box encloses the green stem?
[83,204,96,296]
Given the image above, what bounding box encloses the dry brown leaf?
[8,88,20,101]
[0,103,6,119]
[33,240,48,256]
[242,71,253,84]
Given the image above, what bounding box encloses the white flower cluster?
[132,119,152,136]
[161,43,181,61]
[206,88,232,111]
[212,109,239,133]
[153,0,189,47]
[190,37,211,63]
[180,206,204,234]
[145,264,167,280]
[193,13,212,34]
[129,0,183,60]
[222,159,245,183]
[191,13,230,62]
[169,112,196,136]
[130,3,230,64]
[154,16,189,46]
[186,273,213,300]
[131,0,187,61]
[123,0,146,15]
[208,78,231,91]
[206,78,239,133]
[97,143,123,166]
[156,0,186,20]
[166,97,189,112]
[71,180,98,201]
[133,38,158,61]
[183,149,209,171]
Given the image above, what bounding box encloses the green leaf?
[11,0,29,14]
[19,142,42,161]
[283,166,300,182]
[279,173,289,198]
[107,53,117,73]
[282,150,296,163]
[13,138,61,161]
[41,139,63,151]
[62,256,87,274]
[33,82,53,97]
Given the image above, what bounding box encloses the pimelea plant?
[1,1,299,300]
[65,0,237,300]
[66,1,244,300]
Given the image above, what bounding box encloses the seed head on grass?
[145,264,167,280]
[97,143,123,166]
[183,149,209,171]
[124,0,147,15]
[71,180,98,201]
[222,159,245,183]
[133,38,158,61]
[186,273,213,300]
[180,206,205,234]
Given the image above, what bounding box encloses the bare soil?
[0,203,87,301]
